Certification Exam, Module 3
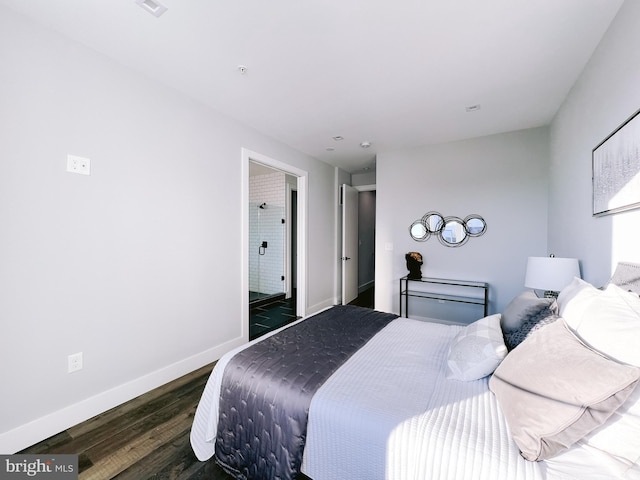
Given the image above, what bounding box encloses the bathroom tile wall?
[249,172,286,295]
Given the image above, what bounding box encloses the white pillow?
[567,282,640,366]
[446,314,507,381]
[556,277,602,326]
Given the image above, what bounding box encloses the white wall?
[549,0,640,285]
[352,171,376,187]
[375,127,550,316]
[0,7,336,453]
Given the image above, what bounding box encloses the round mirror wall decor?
[464,214,487,237]
[409,221,429,242]
[421,211,444,234]
[409,212,486,247]
[439,217,468,247]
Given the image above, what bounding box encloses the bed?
[191,262,640,480]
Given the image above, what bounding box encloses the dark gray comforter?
[215,305,398,479]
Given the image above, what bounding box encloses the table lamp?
[524,255,580,298]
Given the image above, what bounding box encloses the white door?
[341,184,359,304]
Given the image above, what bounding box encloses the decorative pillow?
[489,320,640,461]
[501,291,555,333]
[503,306,560,351]
[579,379,640,464]
[556,276,601,323]
[557,276,640,464]
[608,261,640,296]
[566,282,640,367]
[446,314,507,382]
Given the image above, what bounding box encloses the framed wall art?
[592,108,640,216]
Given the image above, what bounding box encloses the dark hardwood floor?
[348,285,374,309]
[19,363,232,480]
[20,286,375,479]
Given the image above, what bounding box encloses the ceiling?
[0,0,624,173]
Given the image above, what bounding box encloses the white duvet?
[190,315,627,480]
[301,318,543,480]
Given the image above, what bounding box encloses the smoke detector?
[134,0,168,17]
[360,141,371,148]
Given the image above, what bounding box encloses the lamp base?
[533,290,559,299]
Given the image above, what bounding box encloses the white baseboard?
[307,297,335,316]
[0,337,246,454]
[358,280,374,293]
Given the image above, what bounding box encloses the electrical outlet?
[68,352,83,373]
[66,155,91,176]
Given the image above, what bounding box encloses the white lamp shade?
[524,257,580,292]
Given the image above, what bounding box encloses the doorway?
[248,162,287,306]
[243,149,307,341]
[341,184,359,304]
[341,185,376,308]
[356,189,376,305]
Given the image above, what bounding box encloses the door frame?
[285,182,297,299]
[242,148,308,340]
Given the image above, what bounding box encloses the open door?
[341,184,359,304]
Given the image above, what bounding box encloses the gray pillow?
[490,320,640,461]
[503,306,559,351]
[501,291,556,333]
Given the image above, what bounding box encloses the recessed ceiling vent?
[135,0,168,17]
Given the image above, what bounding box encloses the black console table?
[399,276,488,319]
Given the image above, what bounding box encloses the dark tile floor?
[249,295,299,340]
[249,290,282,303]
[249,286,375,340]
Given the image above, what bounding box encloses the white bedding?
[301,318,543,480]
[190,314,628,479]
